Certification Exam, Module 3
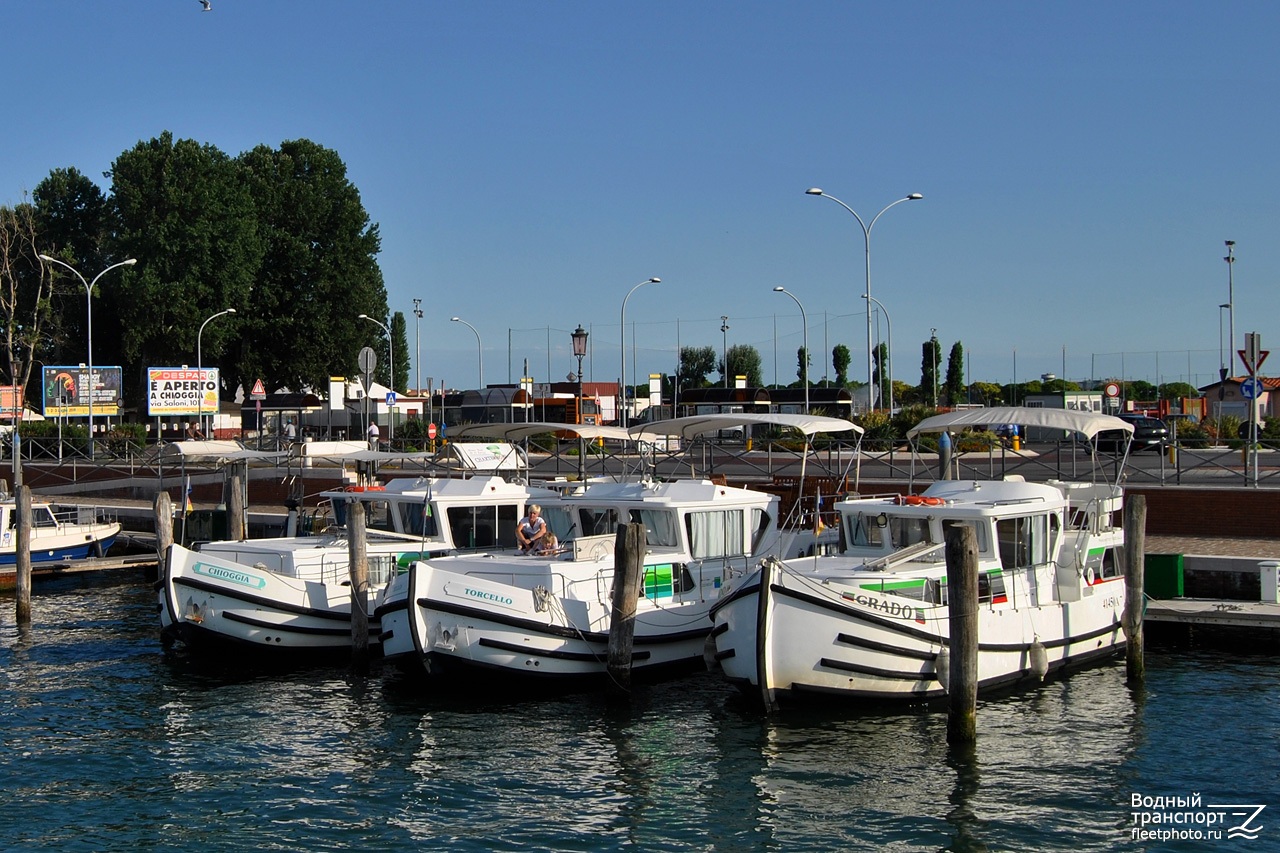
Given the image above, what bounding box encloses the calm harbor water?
[1,570,1277,852]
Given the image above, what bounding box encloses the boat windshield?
[395,500,441,538]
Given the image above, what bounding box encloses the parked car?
[1097,414,1169,452]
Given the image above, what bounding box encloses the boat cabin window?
[629,508,681,548]
[540,505,576,542]
[365,501,395,533]
[577,507,620,537]
[9,506,59,529]
[846,513,885,548]
[750,507,772,554]
[686,509,747,559]
[889,517,931,549]
[396,501,441,538]
[447,504,520,550]
[996,514,1049,570]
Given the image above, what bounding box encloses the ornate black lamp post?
[572,324,589,481]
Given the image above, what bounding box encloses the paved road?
[520,442,1280,489]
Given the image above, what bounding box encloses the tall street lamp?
[773,287,809,414]
[805,188,922,412]
[451,316,484,390]
[619,277,660,428]
[38,255,137,458]
[412,298,423,394]
[720,316,731,388]
[572,324,589,481]
[359,313,394,443]
[197,307,237,439]
[863,294,894,413]
[1224,240,1236,369]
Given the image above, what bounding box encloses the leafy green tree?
[968,381,1003,406]
[390,311,409,393]
[1124,380,1157,401]
[235,138,384,396]
[944,342,965,405]
[678,345,716,390]
[832,344,850,386]
[920,337,941,406]
[872,342,888,404]
[0,201,54,395]
[33,168,113,368]
[724,343,763,387]
[107,131,261,397]
[795,346,809,387]
[1159,381,1198,400]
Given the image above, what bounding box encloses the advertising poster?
[147,367,220,417]
[42,366,122,417]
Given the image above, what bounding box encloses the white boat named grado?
[708,407,1137,707]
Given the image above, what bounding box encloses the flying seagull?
[199,0,211,10]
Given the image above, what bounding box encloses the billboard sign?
[42,366,122,417]
[0,385,24,420]
[147,367,219,416]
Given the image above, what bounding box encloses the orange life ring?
[903,495,944,506]
[904,495,925,505]
[345,485,385,492]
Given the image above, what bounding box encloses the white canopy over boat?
[906,407,1133,440]
[162,439,285,462]
[292,439,435,464]
[628,413,861,441]
[448,422,633,443]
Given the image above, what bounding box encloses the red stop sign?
[428,422,438,439]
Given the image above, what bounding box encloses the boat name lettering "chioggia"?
[464,587,514,607]
[192,562,265,589]
[841,591,918,620]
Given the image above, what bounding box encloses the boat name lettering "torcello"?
[464,587,515,607]
[840,591,920,620]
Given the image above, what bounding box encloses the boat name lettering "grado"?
[842,592,917,619]
[464,587,514,606]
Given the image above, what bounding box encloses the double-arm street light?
[772,287,809,414]
[451,317,484,390]
[38,255,137,458]
[619,277,660,428]
[805,188,922,411]
[359,313,394,442]
[863,294,894,413]
[197,308,237,438]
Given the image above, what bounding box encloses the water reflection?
[1,573,1275,852]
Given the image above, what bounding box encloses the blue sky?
[5,2,1278,395]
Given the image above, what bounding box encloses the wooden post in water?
[607,522,646,698]
[1123,493,1147,683]
[154,490,174,568]
[945,524,979,744]
[226,472,245,541]
[347,497,370,672]
[15,485,32,625]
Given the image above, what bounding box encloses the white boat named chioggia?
[708,407,1136,707]
[375,414,860,684]
[158,473,559,654]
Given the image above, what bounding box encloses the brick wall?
[1127,486,1280,538]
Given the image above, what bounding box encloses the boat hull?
[0,525,119,565]
[398,560,713,683]
[712,560,1127,705]
[158,544,381,655]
